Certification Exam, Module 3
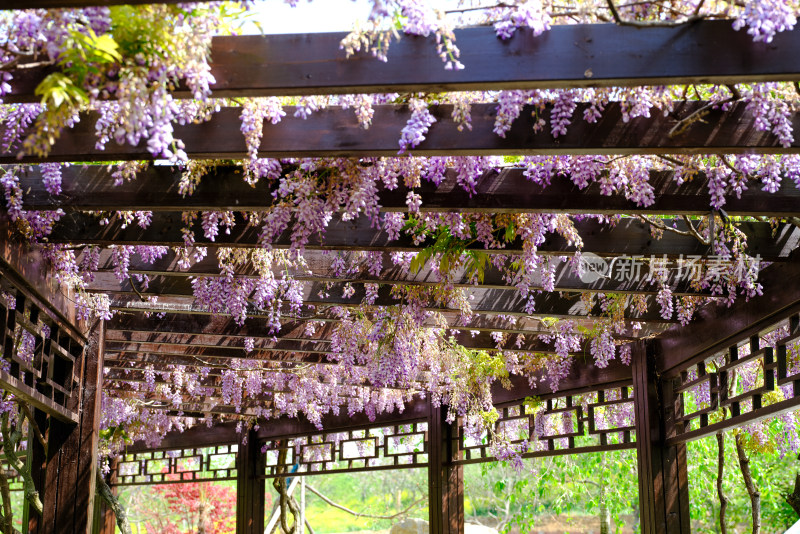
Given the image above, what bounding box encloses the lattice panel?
[455,384,636,464]
[114,444,238,486]
[671,314,800,439]
[261,421,428,478]
[0,277,83,423]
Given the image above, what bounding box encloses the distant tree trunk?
[599,453,611,534]
[735,433,761,534]
[599,496,611,534]
[197,500,207,534]
[717,431,729,534]
[786,472,800,517]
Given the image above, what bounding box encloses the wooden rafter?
[5,22,800,99]
[46,214,800,260]
[3,102,798,164]
[15,165,800,217]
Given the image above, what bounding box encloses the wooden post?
[37,320,105,534]
[632,341,691,534]
[236,428,265,534]
[428,402,464,534]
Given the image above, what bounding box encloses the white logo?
[578,253,609,283]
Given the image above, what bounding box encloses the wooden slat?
[6,22,800,97]
[2,102,797,164]
[47,213,800,261]
[18,165,800,217]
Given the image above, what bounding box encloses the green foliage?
[466,450,640,533]
[405,216,511,284]
[35,29,120,109]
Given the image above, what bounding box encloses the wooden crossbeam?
[105,283,675,322]
[104,370,412,395]
[101,267,713,297]
[107,310,664,340]
[16,165,800,217]
[120,360,633,452]
[48,213,800,261]
[6,22,800,98]
[104,328,584,355]
[3,102,797,164]
[102,333,580,359]
[106,349,330,366]
[89,250,712,297]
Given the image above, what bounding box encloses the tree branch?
[17,403,45,450]
[735,432,761,534]
[0,411,42,517]
[605,0,705,26]
[636,214,709,245]
[716,431,728,534]
[669,89,739,138]
[305,483,423,520]
[96,471,132,534]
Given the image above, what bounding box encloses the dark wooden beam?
[118,354,633,453]
[88,250,711,297]
[103,352,328,368]
[3,102,797,164]
[99,281,675,322]
[632,341,691,534]
[103,327,630,355]
[47,213,798,262]
[656,260,800,377]
[16,164,800,217]
[7,22,800,97]
[124,398,431,452]
[106,309,665,341]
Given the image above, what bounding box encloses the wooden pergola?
[1,5,800,533]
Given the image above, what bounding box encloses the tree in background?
[142,482,237,534]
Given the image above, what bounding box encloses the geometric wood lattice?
[668,312,800,444]
[114,444,238,486]
[454,383,636,465]
[260,421,429,478]
[0,270,84,423]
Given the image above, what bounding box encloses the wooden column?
[632,341,691,534]
[428,402,464,534]
[38,320,105,534]
[236,428,266,534]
